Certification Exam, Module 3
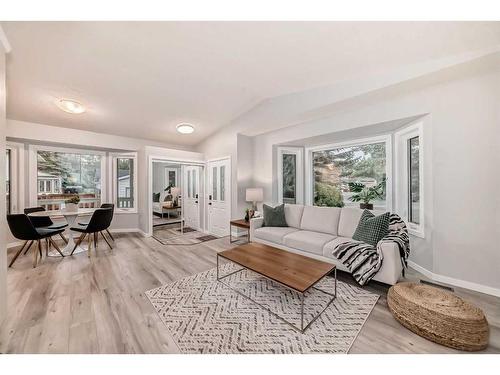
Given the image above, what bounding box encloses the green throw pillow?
[352,210,390,246]
[262,204,288,227]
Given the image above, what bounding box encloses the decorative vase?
[66,203,78,212]
[244,211,249,222]
[360,203,373,210]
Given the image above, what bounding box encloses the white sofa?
[250,204,403,285]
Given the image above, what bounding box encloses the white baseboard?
[408,261,500,298]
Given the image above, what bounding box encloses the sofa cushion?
[322,236,353,258]
[283,230,336,255]
[284,204,304,228]
[262,204,287,227]
[337,207,365,237]
[300,206,341,235]
[254,227,298,244]
[352,210,390,246]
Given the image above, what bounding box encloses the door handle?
[208,202,212,205]
[195,201,198,204]
[195,194,198,199]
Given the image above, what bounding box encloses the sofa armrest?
[249,217,264,242]
[376,241,404,285]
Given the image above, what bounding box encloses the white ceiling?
[3,21,500,146]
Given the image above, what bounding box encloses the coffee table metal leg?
[216,258,337,333]
[300,292,304,332]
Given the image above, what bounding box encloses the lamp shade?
[246,188,263,202]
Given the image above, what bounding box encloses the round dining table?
[28,207,97,256]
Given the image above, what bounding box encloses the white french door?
[207,158,230,237]
[182,165,202,230]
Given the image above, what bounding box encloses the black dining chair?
[24,206,68,243]
[79,203,115,242]
[7,214,65,268]
[71,207,114,257]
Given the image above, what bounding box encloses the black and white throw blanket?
[332,214,410,286]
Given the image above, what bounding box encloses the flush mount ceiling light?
[176,123,195,134]
[56,98,86,114]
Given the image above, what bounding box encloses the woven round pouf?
[387,282,489,351]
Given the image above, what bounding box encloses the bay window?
[29,145,105,210]
[277,147,304,204]
[308,136,391,210]
[112,153,137,213]
[395,121,424,237]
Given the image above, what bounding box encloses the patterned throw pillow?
[352,210,390,246]
[262,204,288,227]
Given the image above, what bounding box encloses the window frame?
[6,142,24,213]
[395,121,425,237]
[111,152,138,214]
[29,144,107,208]
[304,135,392,211]
[277,146,304,205]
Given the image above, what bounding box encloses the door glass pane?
[117,158,134,209]
[212,167,217,201]
[6,149,11,214]
[37,150,102,210]
[193,169,197,197]
[282,154,296,204]
[312,142,386,209]
[187,170,191,198]
[408,136,420,224]
[220,165,225,202]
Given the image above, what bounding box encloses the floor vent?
[420,279,454,292]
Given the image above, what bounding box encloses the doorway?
[207,157,231,237]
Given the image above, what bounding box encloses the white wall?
[198,53,500,294]
[251,57,500,293]
[0,38,7,323]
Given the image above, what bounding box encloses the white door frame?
[206,156,231,237]
[147,155,205,237]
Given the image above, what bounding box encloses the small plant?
[65,195,81,205]
[349,178,386,208]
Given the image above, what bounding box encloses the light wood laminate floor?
[1,233,499,354]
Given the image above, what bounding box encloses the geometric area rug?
[146,263,379,353]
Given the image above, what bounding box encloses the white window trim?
[277,146,304,205]
[28,144,107,208]
[395,121,425,238]
[110,152,138,214]
[304,134,393,211]
[6,141,25,213]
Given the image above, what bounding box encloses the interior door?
[183,165,201,230]
[208,158,230,237]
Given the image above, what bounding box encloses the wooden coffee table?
[216,242,337,333]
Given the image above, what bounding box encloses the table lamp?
[246,188,263,211]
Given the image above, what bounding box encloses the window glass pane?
[212,167,217,201]
[168,171,176,187]
[408,136,420,224]
[6,149,11,214]
[220,165,225,202]
[37,150,101,210]
[188,170,191,198]
[117,158,134,209]
[282,154,296,204]
[312,142,386,209]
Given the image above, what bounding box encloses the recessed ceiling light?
[56,99,86,114]
[176,123,195,134]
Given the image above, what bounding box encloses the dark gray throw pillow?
[352,210,390,246]
[262,204,288,227]
[153,192,161,202]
